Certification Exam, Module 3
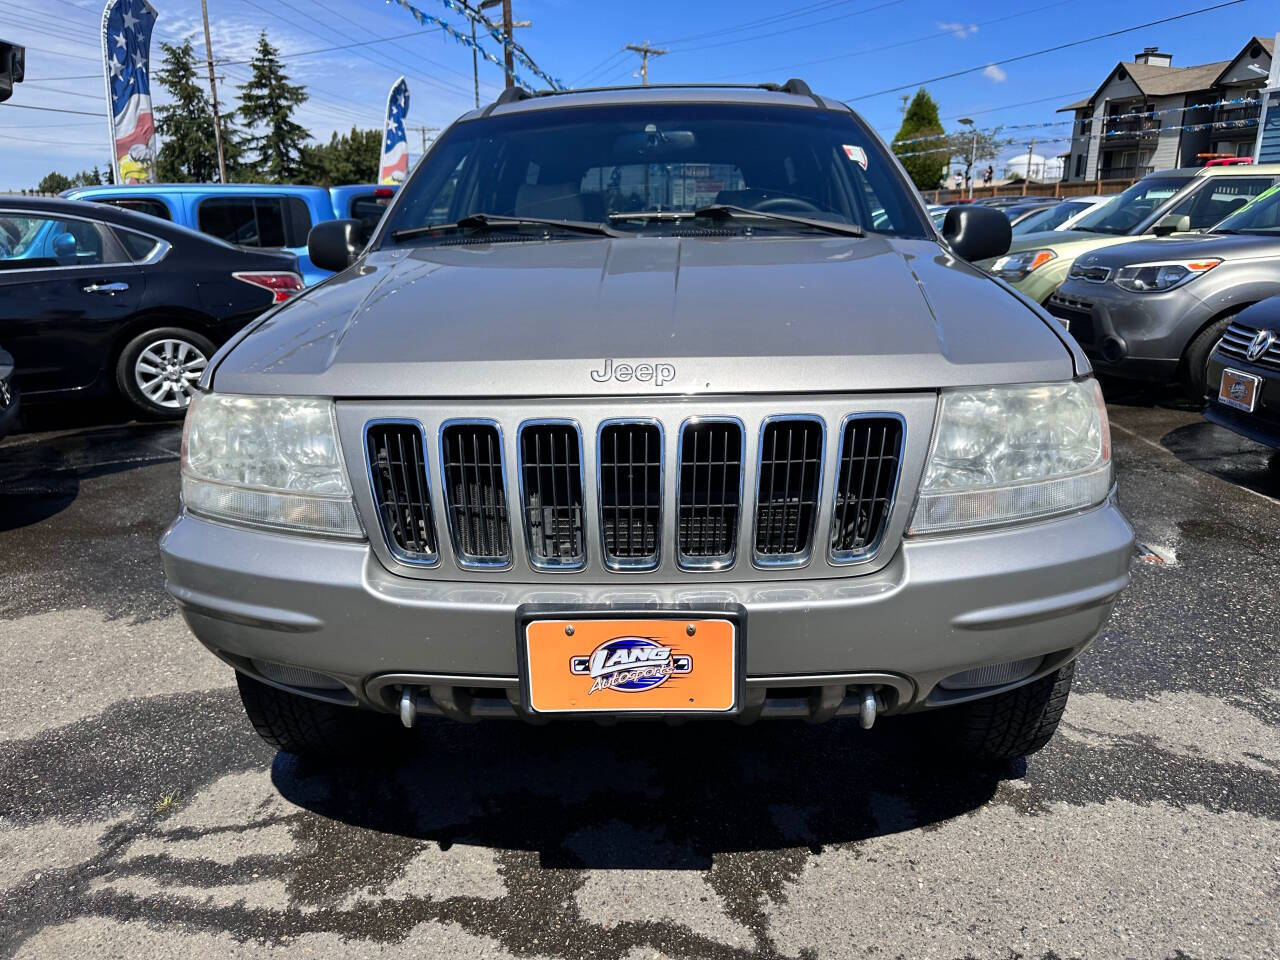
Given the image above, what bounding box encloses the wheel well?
[1177,303,1254,370]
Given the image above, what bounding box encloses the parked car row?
[64,182,396,286]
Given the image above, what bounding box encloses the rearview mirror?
[307,219,362,273]
[1151,213,1190,237]
[51,232,78,264]
[941,205,1011,262]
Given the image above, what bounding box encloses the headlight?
[909,378,1111,535]
[1112,258,1220,293]
[181,392,364,538]
[989,249,1056,282]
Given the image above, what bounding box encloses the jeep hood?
[212,235,1075,398]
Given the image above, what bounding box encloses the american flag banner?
[379,76,410,185]
[101,0,158,184]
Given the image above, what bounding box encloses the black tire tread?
[1181,313,1236,402]
[944,662,1075,763]
[236,672,398,758]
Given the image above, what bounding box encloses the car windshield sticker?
[843,145,867,170]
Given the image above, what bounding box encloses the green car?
[978,165,1280,303]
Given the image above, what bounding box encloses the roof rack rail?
[481,80,825,113]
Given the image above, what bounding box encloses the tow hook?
[859,686,878,729]
[399,688,417,729]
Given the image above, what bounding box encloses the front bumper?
[161,498,1134,720]
[1046,281,1210,382]
[1204,351,1280,449]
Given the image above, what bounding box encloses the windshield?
[1211,182,1280,236]
[380,103,928,243]
[1070,177,1191,235]
[1012,201,1084,235]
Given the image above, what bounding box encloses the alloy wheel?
[134,337,207,410]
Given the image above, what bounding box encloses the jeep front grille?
[366,421,438,564]
[441,421,511,567]
[753,417,824,564]
[677,419,743,569]
[360,405,910,577]
[518,421,586,569]
[598,420,662,569]
[830,416,903,563]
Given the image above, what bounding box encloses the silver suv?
[161,83,1133,763]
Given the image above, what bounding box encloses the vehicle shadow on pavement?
[271,718,1009,870]
[0,407,181,532]
[1159,420,1280,499]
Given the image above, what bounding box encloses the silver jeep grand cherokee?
[161,82,1133,763]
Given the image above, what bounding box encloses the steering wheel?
[753,196,823,215]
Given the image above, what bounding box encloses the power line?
[847,0,1251,100]
[654,0,862,47]
[661,0,904,57]
[571,47,628,87]
[704,0,1073,80]
[0,102,102,117]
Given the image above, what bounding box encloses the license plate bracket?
[1219,368,1261,413]
[517,606,745,717]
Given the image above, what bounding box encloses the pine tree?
[154,40,235,182]
[300,127,382,186]
[237,33,310,183]
[892,89,948,191]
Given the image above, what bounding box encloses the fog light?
[939,656,1042,691]
[251,659,344,690]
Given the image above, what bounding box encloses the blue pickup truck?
[64,183,396,286]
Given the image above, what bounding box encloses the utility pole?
[1022,139,1035,196]
[199,0,227,183]
[408,125,440,155]
[478,0,530,90]
[958,117,976,199]
[470,17,478,107]
[899,93,909,117]
[625,42,666,85]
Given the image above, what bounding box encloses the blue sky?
[0,0,1273,189]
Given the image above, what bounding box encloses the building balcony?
[1098,164,1155,181]
[1102,115,1161,140]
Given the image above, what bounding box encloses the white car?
[1011,196,1113,235]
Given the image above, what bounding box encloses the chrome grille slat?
[441,421,511,567]
[830,416,904,563]
[518,421,585,569]
[677,418,744,569]
[598,420,662,570]
[1219,322,1280,369]
[366,421,438,564]
[754,417,824,565]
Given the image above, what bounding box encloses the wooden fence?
[928,176,1144,203]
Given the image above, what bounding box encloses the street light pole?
[958,117,977,199]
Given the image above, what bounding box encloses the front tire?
[235,673,404,759]
[115,327,214,419]
[1181,314,1236,402]
[930,662,1075,763]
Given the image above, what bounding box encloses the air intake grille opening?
[441,422,511,565]
[598,422,662,568]
[519,423,585,567]
[754,418,823,562]
[830,417,903,561]
[678,420,743,566]
[366,422,437,562]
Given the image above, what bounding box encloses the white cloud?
[937,22,978,39]
[983,63,1008,83]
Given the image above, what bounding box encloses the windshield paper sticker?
[843,145,867,169]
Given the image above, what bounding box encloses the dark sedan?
[0,344,18,440]
[1204,297,1280,450]
[0,196,302,420]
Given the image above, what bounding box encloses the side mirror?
[941,205,1011,262]
[51,232,78,264]
[1151,213,1190,237]
[307,218,362,273]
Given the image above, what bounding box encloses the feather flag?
[101,0,159,184]
[379,76,411,185]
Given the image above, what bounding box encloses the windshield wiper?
[392,213,622,242]
[609,205,865,238]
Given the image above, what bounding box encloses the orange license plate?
[1219,368,1261,413]
[523,617,738,714]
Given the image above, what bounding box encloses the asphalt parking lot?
[1,393,1278,960]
